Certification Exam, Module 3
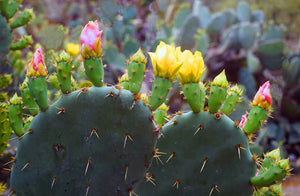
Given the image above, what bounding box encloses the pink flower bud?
[239,114,247,129]
[80,20,103,59]
[252,81,272,110]
[26,48,47,77]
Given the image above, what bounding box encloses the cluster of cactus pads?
[0,0,33,63]
[0,0,33,103]
[4,20,290,196]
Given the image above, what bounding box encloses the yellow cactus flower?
[66,43,80,56]
[26,48,47,77]
[178,50,205,84]
[148,42,182,80]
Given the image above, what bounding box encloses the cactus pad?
[136,111,256,195]
[0,14,12,63]
[10,86,157,195]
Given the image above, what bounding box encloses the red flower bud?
[26,48,47,77]
[252,81,272,110]
[80,20,103,59]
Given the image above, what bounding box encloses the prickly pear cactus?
[136,110,256,195]
[9,22,157,195]
[135,68,289,195]
[9,19,290,196]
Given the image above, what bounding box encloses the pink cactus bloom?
[26,48,47,77]
[80,20,103,58]
[239,114,248,129]
[252,81,272,110]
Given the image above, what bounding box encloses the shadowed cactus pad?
[10,86,157,196]
[136,111,256,196]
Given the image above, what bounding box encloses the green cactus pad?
[224,9,237,27]
[149,77,172,110]
[83,57,104,87]
[8,94,24,136]
[182,82,205,113]
[236,1,251,22]
[0,103,12,155]
[243,106,268,135]
[28,76,49,111]
[10,35,33,50]
[20,80,39,116]
[153,109,167,127]
[128,61,146,94]
[208,85,227,113]
[10,9,34,29]
[195,30,209,55]
[251,10,264,23]
[192,1,211,29]
[251,164,286,189]
[257,40,284,70]
[238,22,255,49]
[0,74,12,89]
[10,86,157,195]
[0,14,12,63]
[57,51,73,94]
[221,86,242,115]
[206,13,226,37]
[174,4,191,29]
[136,111,256,195]
[153,104,168,127]
[178,15,200,50]
[0,0,19,19]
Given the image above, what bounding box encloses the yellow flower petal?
[149,41,183,80]
[178,50,206,84]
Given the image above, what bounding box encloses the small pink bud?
[26,48,47,77]
[80,20,103,59]
[252,81,272,110]
[239,114,247,129]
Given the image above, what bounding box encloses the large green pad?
[10,86,157,196]
[136,111,256,196]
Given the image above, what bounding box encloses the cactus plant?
[135,74,289,196]
[8,18,290,196]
